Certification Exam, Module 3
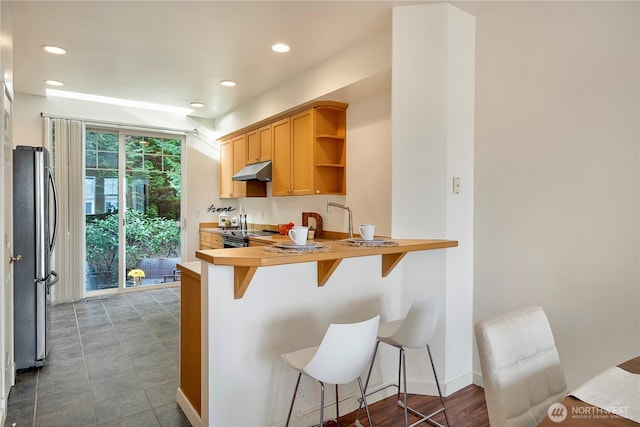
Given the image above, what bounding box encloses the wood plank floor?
[321,384,490,427]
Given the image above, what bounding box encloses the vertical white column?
[391,3,475,394]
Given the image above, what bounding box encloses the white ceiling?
[9,1,486,120]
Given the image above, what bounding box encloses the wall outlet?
[296,380,304,398]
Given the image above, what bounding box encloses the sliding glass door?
[84,128,183,292]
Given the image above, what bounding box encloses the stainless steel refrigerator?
[13,146,59,370]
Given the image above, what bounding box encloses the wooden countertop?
[196,238,458,299]
[176,261,201,280]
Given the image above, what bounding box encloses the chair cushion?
[475,306,567,427]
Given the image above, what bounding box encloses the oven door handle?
[222,239,248,248]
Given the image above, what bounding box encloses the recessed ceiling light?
[219,80,237,87]
[272,43,290,53]
[45,89,193,115]
[45,80,64,86]
[190,102,205,108]
[42,45,67,55]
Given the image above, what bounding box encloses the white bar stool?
[281,315,380,427]
[355,296,450,427]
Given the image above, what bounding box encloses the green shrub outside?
[85,209,180,283]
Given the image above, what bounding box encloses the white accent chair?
[475,305,568,427]
[356,296,450,427]
[281,315,380,427]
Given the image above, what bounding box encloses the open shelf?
[313,105,346,195]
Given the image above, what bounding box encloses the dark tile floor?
[5,287,191,427]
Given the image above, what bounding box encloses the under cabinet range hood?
[232,160,272,181]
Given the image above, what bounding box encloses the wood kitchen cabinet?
[177,261,201,416]
[219,139,234,198]
[313,105,346,195]
[272,117,307,196]
[219,135,266,198]
[246,130,259,165]
[232,135,247,197]
[272,105,346,196]
[218,100,347,197]
[200,231,223,249]
[246,125,272,165]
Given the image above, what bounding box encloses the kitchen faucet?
[327,201,353,239]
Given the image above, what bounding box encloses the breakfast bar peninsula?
[180,237,457,427]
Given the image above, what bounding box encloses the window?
[85,176,95,215]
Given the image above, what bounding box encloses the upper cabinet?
[219,135,267,199]
[232,135,247,197]
[274,105,346,196]
[271,118,292,196]
[312,105,346,195]
[273,111,314,196]
[246,125,272,165]
[219,139,234,198]
[246,130,259,165]
[218,100,347,198]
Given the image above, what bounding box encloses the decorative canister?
[219,212,229,227]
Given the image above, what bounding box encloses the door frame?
[83,127,186,296]
[0,83,14,425]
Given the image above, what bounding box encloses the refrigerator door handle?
[46,270,59,289]
[49,169,59,252]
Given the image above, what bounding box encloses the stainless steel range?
[221,229,278,248]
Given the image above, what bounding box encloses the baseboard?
[472,370,484,388]
[8,360,15,387]
[404,370,474,397]
[177,387,201,427]
[444,371,474,395]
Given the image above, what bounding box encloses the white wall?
[215,28,391,136]
[473,1,640,389]
[391,3,475,394]
[0,0,13,97]
[184,136,218,262]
